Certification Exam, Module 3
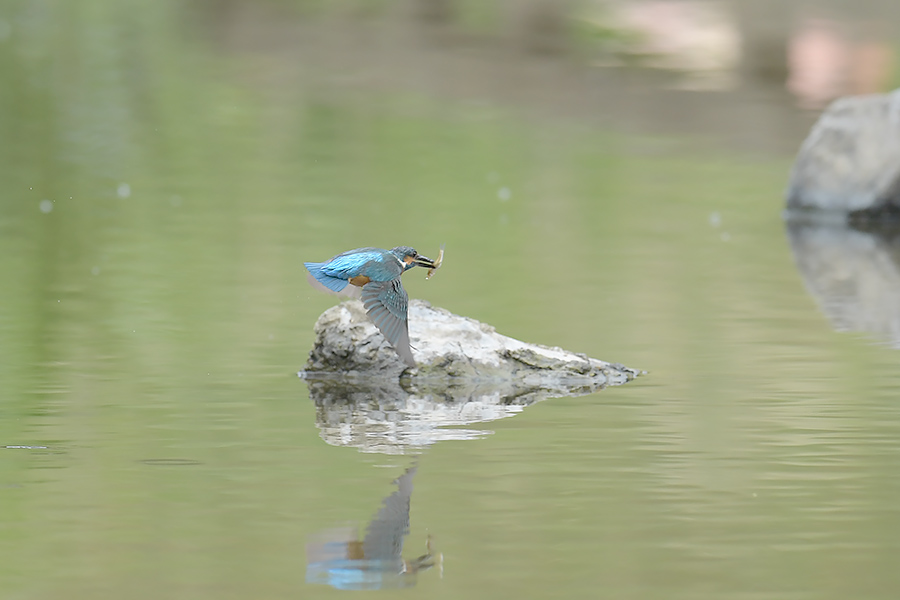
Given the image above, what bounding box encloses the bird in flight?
[304,246,438,367]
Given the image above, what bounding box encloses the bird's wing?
[361,279,415,367]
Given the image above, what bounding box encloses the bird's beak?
[412,255,436,269]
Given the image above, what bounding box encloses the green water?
[2,2,899,599]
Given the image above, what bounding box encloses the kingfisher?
[304,246,437,367]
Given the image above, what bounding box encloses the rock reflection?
[303,374,593,454]
[787,219,900,346]
[306,466,440,591]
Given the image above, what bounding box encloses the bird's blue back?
[316,247,404,282]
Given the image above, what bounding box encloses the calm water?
[2,2,900,599]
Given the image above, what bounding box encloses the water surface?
[1,2,899,599]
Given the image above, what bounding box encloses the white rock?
[304,299,641,386]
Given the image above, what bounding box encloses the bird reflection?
[306,466,441,590]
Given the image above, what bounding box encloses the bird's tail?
[304,262,355,296]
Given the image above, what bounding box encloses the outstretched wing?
[361,279,415,367]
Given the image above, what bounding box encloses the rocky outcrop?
[786,89,900,216]
[303,299,641,385]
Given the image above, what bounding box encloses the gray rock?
[303,299,642,385]
[786,89,900,214]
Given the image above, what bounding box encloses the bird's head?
[391,246,436,271]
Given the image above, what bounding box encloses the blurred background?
[2,1,900,598]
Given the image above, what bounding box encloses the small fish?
[426,245,444,280]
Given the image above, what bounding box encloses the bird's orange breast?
[348,275,371,287]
